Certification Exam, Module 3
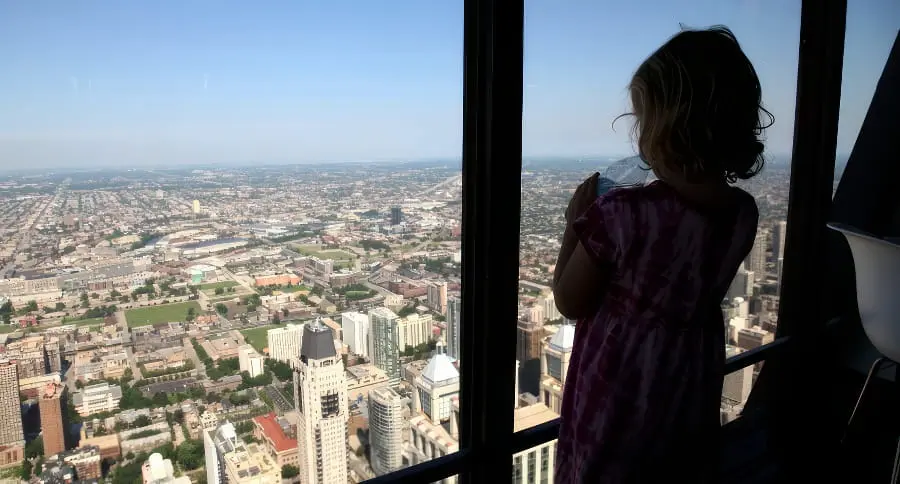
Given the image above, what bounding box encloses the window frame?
[368,0,848,482]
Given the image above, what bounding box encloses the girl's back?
[552,25,774,483]
[555,181,758,483]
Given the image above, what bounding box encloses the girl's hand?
[565,172,600,224]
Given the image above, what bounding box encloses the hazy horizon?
[1,0,895,170]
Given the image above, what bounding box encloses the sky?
[0,0,896,169]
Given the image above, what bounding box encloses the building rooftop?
[300,318,336,360]
[513,403,559,432]
[422,354,459,384]
[40,382,64,400]
[548,323,575,352]
[252,412,297,453]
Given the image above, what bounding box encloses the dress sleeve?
[572,189,633,268]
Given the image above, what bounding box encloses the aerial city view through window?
[0,0,895,483]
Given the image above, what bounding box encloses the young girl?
[553,26,769,483]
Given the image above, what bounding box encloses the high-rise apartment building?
[0,359,24,467]
[368,387,404,476]
[446,297,461,360]
[369,307,401,381]
[516,320,545,363]
[397,313,433,351]
[426,282,448,315]
[773,220,787,262]
[528,305,546,324]
[744,229,768,276]
[294,321,348,484]
[340,312,369,358]
[726,268,755,301]
[542,294,560,322]
[267,323,304,367]
[5,335,48,379]
[39,382,66,457]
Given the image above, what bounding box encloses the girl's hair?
[624,25,774,183]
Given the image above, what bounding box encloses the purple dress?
[555,181,759,483]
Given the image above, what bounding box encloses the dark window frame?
[368,0,847,482]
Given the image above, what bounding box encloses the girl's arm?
[553,239,608,320]
[553,173,609,319]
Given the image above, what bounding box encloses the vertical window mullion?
[459,0,525,483]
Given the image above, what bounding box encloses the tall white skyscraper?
[726,268,755,300]
[744,229,768,276]
[294,321,349,484]
[369,307,401,380]
[772,220,787,261]
[446,296,461,360]
[268,323,304,367]
[340,312,370,358]
[542,294,560,322]
[368,387,404,476]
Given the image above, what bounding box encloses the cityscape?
[0,158,791,483]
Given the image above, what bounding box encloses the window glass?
[516,0,801,450]
[0,1,462,482]
[834,0,900,192]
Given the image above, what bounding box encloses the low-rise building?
[72,382,122,416]
[119,422,172,455]
[142,452,192,484]
[204,421,281,484]
[252,412,299,468]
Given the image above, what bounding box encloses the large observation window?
[0,1,857,483]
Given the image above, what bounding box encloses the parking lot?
[265,385,293,412]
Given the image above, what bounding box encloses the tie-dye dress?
[554,181,759,483]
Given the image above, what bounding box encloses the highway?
[419,174,461,197]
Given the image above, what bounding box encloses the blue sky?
[0,0,896,169]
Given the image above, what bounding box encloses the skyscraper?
[39,382,66,457]
[726,268,755,301]
[368,387,404,476]
[426,282,448,315]
[340,312,369,358]
[294,321,348,484]
[267,323,304,367]
[390,207,403,226]
[446,296,461,360]
[744,229,768,276]
[772,220,787,261]
[369,307,401,380]
[0,359,24,467]
[542,294,560,322]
